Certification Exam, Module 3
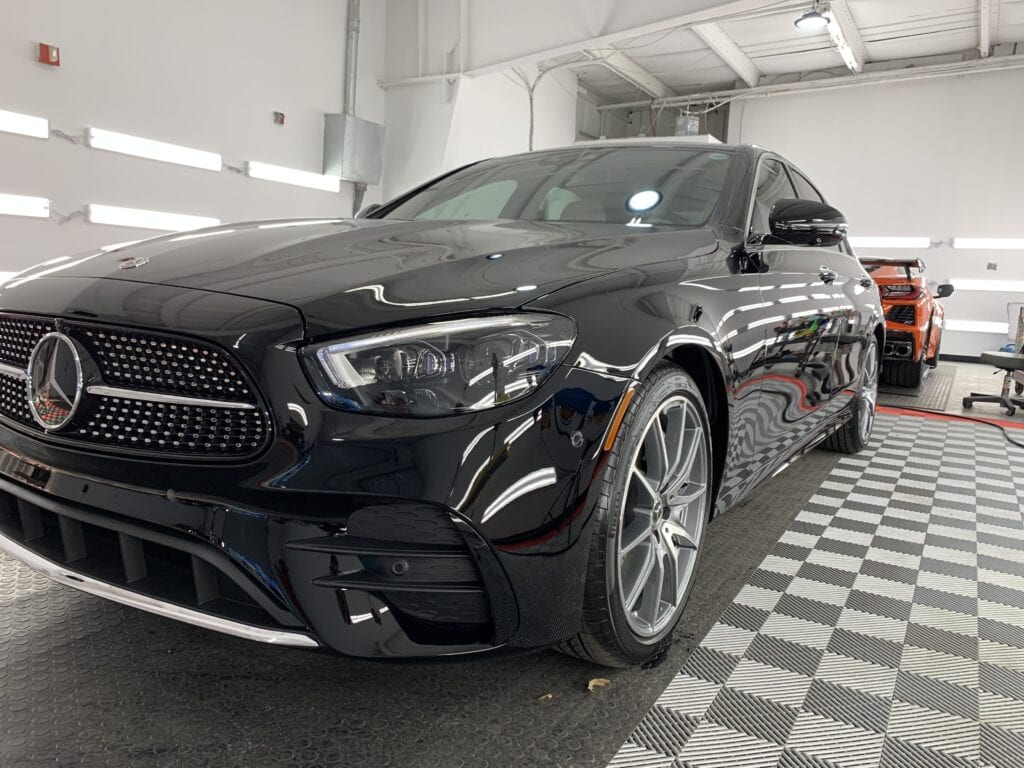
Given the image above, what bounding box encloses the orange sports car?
[859,257,954,387]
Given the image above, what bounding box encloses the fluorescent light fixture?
[952,237,1024,250]
[848,236,931,249]
[86,128,222,171]
[952,279,1024,292]
[829,25,860,72]
[945,319,1009,334]
[0,271,18,286]
[0,193,50,219]
[0,109,49,139]
[246,161,341,193]
[86,204,220,232]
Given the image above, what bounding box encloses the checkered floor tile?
[609,413,1024,768]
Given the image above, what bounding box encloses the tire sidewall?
[597,367,713,658]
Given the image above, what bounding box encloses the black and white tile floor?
[610,412,1024,768]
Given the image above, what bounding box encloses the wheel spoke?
[624,544,657,611]
[663,518,698,551]
[620,516,653,556]
[631,467,659,503]
[663,401,687,482]
[637,546,666,626]
[671,482,707,507]
[643,419,671,488]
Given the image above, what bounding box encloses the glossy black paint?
[0,143,882,658]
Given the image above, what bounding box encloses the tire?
[824,336,879,454]
[926,331,941,368]
[559,362,713,668]
[883,355,926,388]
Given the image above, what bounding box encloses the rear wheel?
[824,336,878,454]
[884,353,926,388]
[559,363,713,668]
[926,328,942,368]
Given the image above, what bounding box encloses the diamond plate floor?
[610,413,1024,768]
[0,449,840,767]
[878,364,957,412]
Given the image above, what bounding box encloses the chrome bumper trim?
[0,531,319,648]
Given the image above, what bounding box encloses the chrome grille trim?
[0,363,26,380]
[85,385,257,410]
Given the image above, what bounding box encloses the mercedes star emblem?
[27,332,83,431]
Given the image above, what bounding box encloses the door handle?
[818,266,838,284]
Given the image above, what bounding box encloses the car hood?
[15,218,718,338]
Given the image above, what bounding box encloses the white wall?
[0,0,386,269]
[729,68,1024,356]
[382,1,578,199]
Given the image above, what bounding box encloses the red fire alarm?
[37,43,61,66]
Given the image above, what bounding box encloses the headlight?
[302,313,577,416]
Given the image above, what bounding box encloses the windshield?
[380,146,735,228]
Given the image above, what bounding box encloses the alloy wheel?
[859,341,879,443]
[616,395,709,637]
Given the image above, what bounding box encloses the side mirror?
[356,203,382,219]
[768,198,848,247]
[936,283,954,298]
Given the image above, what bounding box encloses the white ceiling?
[559,0,1024,103]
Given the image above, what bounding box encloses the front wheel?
[824,336,879,454]
[559,363,713,668]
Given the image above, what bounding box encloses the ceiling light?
[0,109,49,139]
[86,204,220,232]
[952,237,1024,250]
[246,161,341,193]
[795,2,831,30]
[848,236,931,249]
[86,128,222,171]
[0,193,50,218]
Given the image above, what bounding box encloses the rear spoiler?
[857,256,925,279]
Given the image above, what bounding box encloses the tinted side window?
[751,159,797,234]
[790,169,824,203]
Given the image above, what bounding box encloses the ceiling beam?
[582,49,677,100]
[692,23,761,88]
[825,0,869,73]
[464,0,786,78]
[980,0,1000,57]
[595,51,1024,112]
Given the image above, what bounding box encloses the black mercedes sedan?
[0,141,882,666]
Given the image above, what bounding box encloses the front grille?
[78,327,252,401]
[886,305,917,325]
[68,396,266,455]
[0,313,269,458]
[0,314,53,368]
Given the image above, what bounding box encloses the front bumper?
[0,361,630,658]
